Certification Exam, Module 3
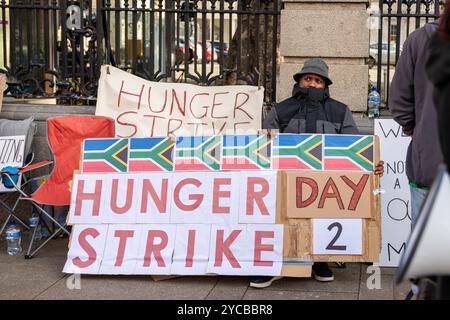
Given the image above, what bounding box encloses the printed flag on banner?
[323,135,374,171]
[272,134,322,170]
[174,136,221,171]
[82,138,128,173]
[128,137,174,172]
[221,135,272,170]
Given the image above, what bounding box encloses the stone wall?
[0,103,95,167]
[279,0,370,112]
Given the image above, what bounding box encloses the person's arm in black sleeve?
[340,107,359,134]
[262,107,281,130]
[388,33,417,136]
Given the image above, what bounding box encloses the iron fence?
[371,0,443,106]
[0,0,280,106]
[1,0,443,110]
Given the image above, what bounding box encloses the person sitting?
[249,58,384,288]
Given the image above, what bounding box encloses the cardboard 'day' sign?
[283,170,374,219]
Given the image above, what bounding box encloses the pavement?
[0,237,411,300]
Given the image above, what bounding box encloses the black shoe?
[249,276,283,289]
[335,262,346,269]
[312,262,334,282]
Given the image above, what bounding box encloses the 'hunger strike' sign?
[63,171,284,275]
[95,65,265,138]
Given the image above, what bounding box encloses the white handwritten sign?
[0,135,25,192]
[313,219,363,255]
[375,119,412,267]
[95,65,264,138]
[0,135,26,167]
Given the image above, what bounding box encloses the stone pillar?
[279,0,370,112]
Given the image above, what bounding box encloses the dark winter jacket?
[389,20,443,187]
[263,85,359,134]
[426,32,450,171]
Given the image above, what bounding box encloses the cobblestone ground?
[0,237,411,300]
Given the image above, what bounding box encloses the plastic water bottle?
[368,88,381,118]
[6,221,22,256]
[28,215,42,241]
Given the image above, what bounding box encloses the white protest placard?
[68,174,105,225]
[65,170,285,276]
[134,224,176,275]
[207,225,251,275]
[203,171,240,225]
[95,65,264,138]
[0,135,26,192]
[136,173,173,224]
[0,135,26,167]
[375,119,412,266]
[63,224,108,274]
[102,173,141,224]
[238,171,278,224]
[68,171,279,225]
[169,172,209,224]
[171,224,212,275]
[99,224,143,274]
[245,224,283,276]
[312,219,363,255]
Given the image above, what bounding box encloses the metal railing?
[371,0,442,106]
[0,0,280,106]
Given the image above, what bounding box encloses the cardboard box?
[283,170,374,219]
[281,264,312,278]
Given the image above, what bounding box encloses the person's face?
[298,73,326,89]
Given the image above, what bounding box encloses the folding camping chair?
[0,116,48,237]
[0,159,53,236]
[1,116,115,259]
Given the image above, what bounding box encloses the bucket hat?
[293,58,333,86]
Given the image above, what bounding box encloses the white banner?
[95,65,264,138]
[64,223,283,276]
[0,135,26,192]
[375,119,412,267]
[65,171,283,276]
[312,219,362,255]
[0,135,26,167]
[68,171,278,225]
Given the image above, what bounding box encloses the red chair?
[3,116,115,258]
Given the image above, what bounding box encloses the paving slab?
[379,267,398,276]
[0,279,64,300]
[262,263,361,294]
[0,236,403,300]
[394,280,412,300]
[244,289,358,300]
[35,275,218,300]
[206,276,249,300]
[359,270,394,300]
[0,238,68,282]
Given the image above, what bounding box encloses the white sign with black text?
[0,135,26,192]
[375,119,412,267]
[312,219,363,255]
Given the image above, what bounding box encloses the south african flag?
[272,134,323,170]
[221,135,272,170]
[82,138,128,173]
[323,135,374,171]
[174,136,221,171]
[128,137,174,172]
